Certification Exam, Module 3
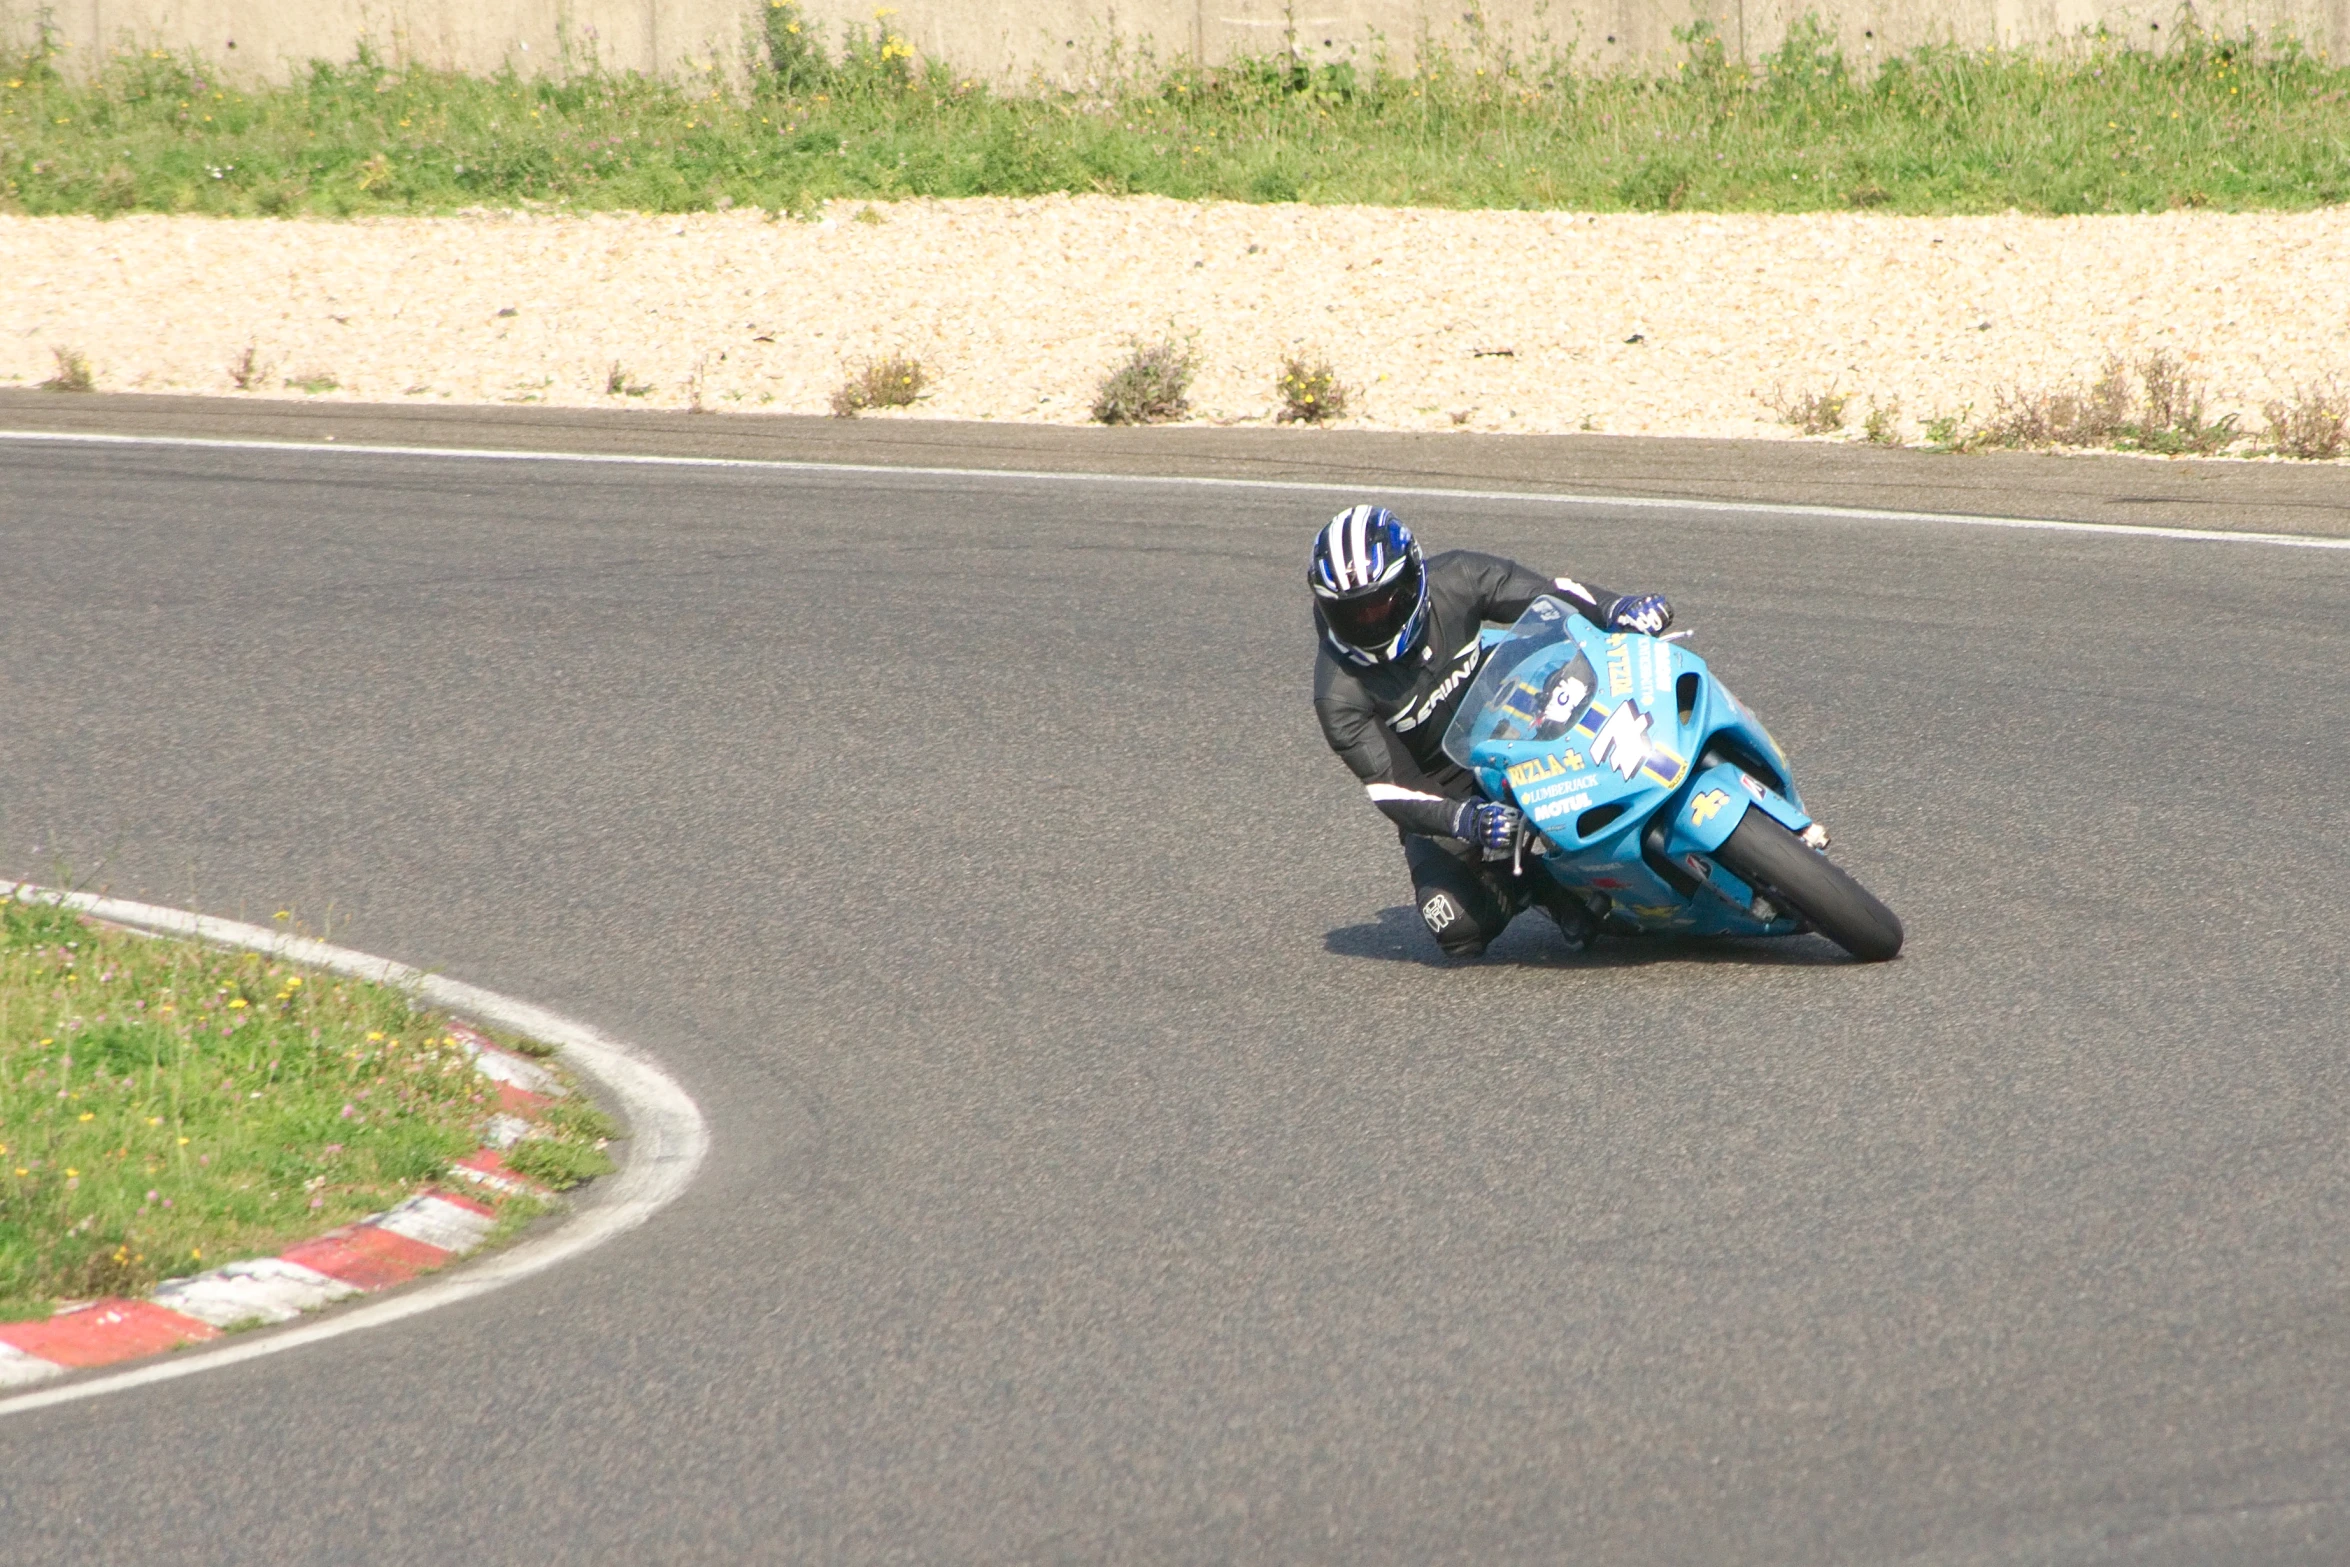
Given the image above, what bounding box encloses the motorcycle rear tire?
[1713,811,1904,962]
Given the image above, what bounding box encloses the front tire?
[1712,811,1903,962]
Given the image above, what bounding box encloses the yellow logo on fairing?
[1506,752,1585,786]
[1689,789,1730,827]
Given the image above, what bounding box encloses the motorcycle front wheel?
[1713,811,1904,962]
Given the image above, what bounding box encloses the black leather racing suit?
[1313,550,1618,957]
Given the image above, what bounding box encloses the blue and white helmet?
[1310,504,1429,667]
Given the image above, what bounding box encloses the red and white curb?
[0,885,707,1414]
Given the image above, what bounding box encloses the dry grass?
[225,344,273,392]
[2262,377,2350,459]
[1274,351,1351,424]
[1976,351,2239,455]
[1769,385,1848,435]
[1862,396,1903,445]
[1091,335,1197,426]
[829,352,930,417]
[38,346,93,393]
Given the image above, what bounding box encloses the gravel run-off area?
[6,198,2349,442]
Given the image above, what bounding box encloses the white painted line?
[4,427,2347,552]
[150,1258,360,1330]
[0,1344,65,1388]
[373,1194,497,1256]
[0,884,709,1418]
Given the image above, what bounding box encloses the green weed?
[1862,395,1903,444]
[503,1136,613,1191]
[4,13,2349,217]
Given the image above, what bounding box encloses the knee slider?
[1419,891,1488,958]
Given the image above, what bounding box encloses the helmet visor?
[1320,555,1424,653]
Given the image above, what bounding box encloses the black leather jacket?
[1313,551,1617,839]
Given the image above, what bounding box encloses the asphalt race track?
[4,430,2348,1563]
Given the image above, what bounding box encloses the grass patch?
[1092,334,1196,424]
[0,895,503,1316]
[4,14,2350,217]
[828,351,929,416]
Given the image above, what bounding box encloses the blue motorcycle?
[1441,597,1903,961]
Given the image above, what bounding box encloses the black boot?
[1527,879,1602,952]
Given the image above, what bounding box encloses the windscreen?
[1440,598,1600,773]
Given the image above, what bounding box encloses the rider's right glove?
[1452,800,1528,861]
[1602,593,1674,636]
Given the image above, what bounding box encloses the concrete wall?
[17,0,2349,87]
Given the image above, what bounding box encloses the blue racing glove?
[1602,592,1674,636]
[1452,800,1528,860]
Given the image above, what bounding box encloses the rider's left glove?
[1603,593,1674,636]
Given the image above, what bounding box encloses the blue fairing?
[1448,601,1816,938]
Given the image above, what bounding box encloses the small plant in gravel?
[1862,396,1903,445]
[227,344,273,392]
[1092,334,1197,425]
[1769,384,1848,435]
[2262,377,2350,459]
[829,352,930,417]
[2133,350,2240,454]
[1976,351,2240,455]
[286,369,340,395]
[1275,350,1351,424]
[1923,407,1976,452]
[38,347,94,393]
[0,895,511,1316]
[605,361,652,398]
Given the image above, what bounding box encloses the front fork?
[1660,763,1816,916]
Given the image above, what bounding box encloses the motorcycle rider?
[1311,504,1675,959]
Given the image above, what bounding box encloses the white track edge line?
[0,884,709,1418]
[5,427,2346,551]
